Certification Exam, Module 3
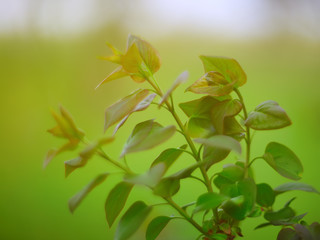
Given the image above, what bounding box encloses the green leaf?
[219,164,245,182]
[186,71,235,97]
[124,163,166,187]
[186,115,215,138]
[68,173,109,213]
[105,182,134,227]
[153,178,180,197]
[221,195,245,220]
[264,207,295,222]
[113,93,156,134]
[159,71,189,106]
[202,146,230,170]
[127,35,161,74]
[244,100,291,130]
[151,145,187,173]
[121,43,144,76]
[64,137,114,177]
[210,99,242,134]
[263,142,303,180]
[237,178,256,216]
[104,89,150,131]
[179,96,221,117]
[256,183,275,207]
[199,56,247,87]
[195,135,241,154]
[146,216,172,240]
[193,192,229,214]
[274,182,320,195]
[115,201,152,240]
[211,233,228,240]
[121,119,176,157]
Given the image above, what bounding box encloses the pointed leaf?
[256,183,275,207]
[113,93,156,134]
[127,35,161,74]
[104,89,149,131]
[245,100,291,130]
[202,146,230,170]
[200,56,247,87]
[264,207,295,222]
[115,201,152,240]
[96,67,127,89]
[159,71,189,106]
[263,142,303,180]
[121,119,176,157]
[121,43,144,74]
[186,71,235,97]
[151,145,187,173]
[146,216,172,240]
[274,182,320,195]
[68,173,109,213]
[193,192,229,214]
[105,182,134,227]
[195,135,241,154]
[179,96,221,117]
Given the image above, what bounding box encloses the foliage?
[45,35,319,240]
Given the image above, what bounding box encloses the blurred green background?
[1,0,320,239]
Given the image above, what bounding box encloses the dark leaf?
[256,183,275,207]
[105,182,134,227]
[115,201,152,240]
[146,216,172,240]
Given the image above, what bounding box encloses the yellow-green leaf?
[104,89,149,131]
[68,173,109,213]
[195,135,242,154]
[193,192,229,214]
[127,35,161,74]
[96,67,127,89]
[200,56,247,87]
[186,71,235,97]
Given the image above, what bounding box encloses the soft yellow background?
[1,1,320,239]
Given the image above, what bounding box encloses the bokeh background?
[1,0,320,239]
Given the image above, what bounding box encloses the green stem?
[147,76,213,193]
[97,149,133,174]
[234,88,251,178]
[248,156,263,168]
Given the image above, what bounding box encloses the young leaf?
[186,71,235,97]
[68,173,109,213]
[199,56,247,87]
[105,182,134,227]
[127,35,161,74]
[96,67,127,89]
[193,192,229,214]
[113,93,156,134]
[195,135,242,154]
[244,100,291,130]
[121,43,144,75]
[64,137,114,177]
[256,183,275,207]
[146,216,172,240]
[150,145,187,173]
[115,201,152,240]
[121,119,176,157]
[104,89,150,131]
[159,71,189,106]
[263,142,303,180]
[274,182,320,195]
[211,233,228,240]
